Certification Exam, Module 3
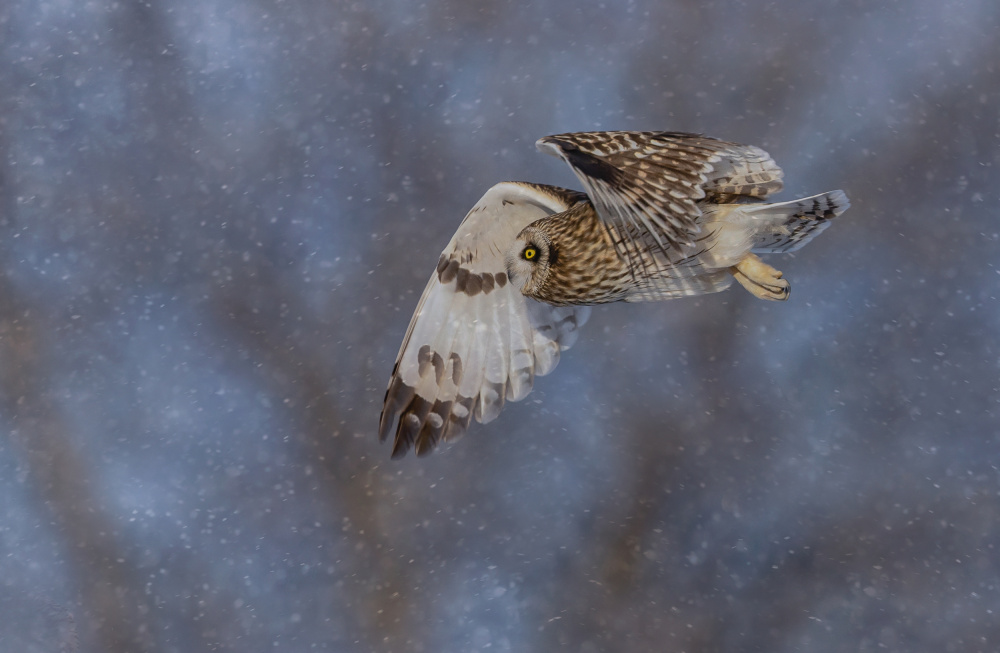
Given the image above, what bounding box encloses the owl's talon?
[730,254,790,301]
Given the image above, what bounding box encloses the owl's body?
[380,131,850,457]
[512,189,847,306]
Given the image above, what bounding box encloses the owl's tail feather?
[746,190,849,254]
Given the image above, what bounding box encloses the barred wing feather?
[379,182,591,458]
[536,131,785,264]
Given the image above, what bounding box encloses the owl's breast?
[532,208,633,305]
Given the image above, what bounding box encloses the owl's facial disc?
[505,228,551,294]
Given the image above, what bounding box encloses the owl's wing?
[380,182,592,458]
[536,131,784,264]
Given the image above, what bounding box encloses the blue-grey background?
[1,1,998,651]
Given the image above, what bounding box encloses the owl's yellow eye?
[522,246,537,261]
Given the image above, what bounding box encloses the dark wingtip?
[536,136,568,157]
[378,410,388,442]
[388,395,433,460]
[391,415,415,459]
[390,440,410,459]
[546,140,624,186]
[381,375,412,457]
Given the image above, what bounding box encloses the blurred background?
[1,0,998,651]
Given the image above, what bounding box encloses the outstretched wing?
[536,131,784,265]
[380,182,592,458]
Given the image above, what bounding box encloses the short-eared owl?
[380,131,849,458]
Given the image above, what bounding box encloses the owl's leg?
[730,254,790,301]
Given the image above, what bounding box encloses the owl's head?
[505,225,556,297]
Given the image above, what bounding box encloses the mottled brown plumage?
[380,131,850,457]
[513,202,631,305]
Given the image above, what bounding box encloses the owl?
[380,131,849,458]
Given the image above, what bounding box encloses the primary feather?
[379,182,591,458]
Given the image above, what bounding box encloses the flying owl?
[380,131,849,458]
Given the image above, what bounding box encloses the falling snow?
[1,0,999,652]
